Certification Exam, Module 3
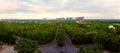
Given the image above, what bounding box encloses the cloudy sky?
[0,0,120,19]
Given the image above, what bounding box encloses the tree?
[0,41,3,48]
[14,40,38,53]
[34,50,42,53]
[78,44,103,53]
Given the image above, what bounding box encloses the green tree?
[78,44,103,53]
[0,41,3,48]
[14,40,38,53]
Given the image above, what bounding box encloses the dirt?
[38,26,79,53]
[0,45,17,53]
[38,34,79,53]
[104,50,111,53]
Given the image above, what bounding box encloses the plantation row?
[77,44,103,53]
[56,22,66,47]
[14,40,41,53]
[0,22,56,44]
[0,21,120,53]
[63,21,120,52]
[0,22,57,53]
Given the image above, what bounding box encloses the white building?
[56,17,65,20]
[66,17,73,20]
[108,25,116,29]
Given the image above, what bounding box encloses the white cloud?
[0,0,120,19]
[0,0,21,12]
[29,4,54,13]
[0,10,101,19]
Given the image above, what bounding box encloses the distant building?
[43,18,47,20]
[75,17,87,24]
[1,19,42,23]
[66,17,73,20]
[75,17,84,21]
[108,25,116,29]
[56,17,65,20]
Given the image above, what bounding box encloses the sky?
[0,0,120,19]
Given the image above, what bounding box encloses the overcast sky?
[0,0,120,19]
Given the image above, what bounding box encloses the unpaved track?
[38,25,78,53]
[0,45,17,53]
[38,35,78,53]
[38,25,58,53]
[62,34,78,53]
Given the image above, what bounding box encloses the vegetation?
[0,22,16,44]
[34,50,42,53]
[14,40,40,53]
[0,41,3,48]
[56,23,66,47]
[77,44,103,53]
[63,21,120,52]
[0,22,56,44]
[0,20,120,52]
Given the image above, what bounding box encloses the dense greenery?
[0,21,120,52]
[0,22,56,44]
[56,23,65,47]
[33,50,42,53]
[14,40,41,53]
[77,44,103,53]
[63,21,120,52]
[0,41,3,48]
[0,22,16,44]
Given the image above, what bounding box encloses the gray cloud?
[0,0,120,19]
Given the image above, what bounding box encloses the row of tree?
[0,21,57,53]
[56,22,66,47]
[0,22,56,44]
[77,44,103,53]
[14,40,42,53]
[63,21,120,52]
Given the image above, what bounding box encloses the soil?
[0,45,17,53]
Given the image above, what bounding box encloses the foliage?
[14,40,38,53]
[0,21,120,52]
[56,23,65,47]
[63,21,120,52]
[0,22,16,44]
[0,41,3,48]
[77,44,103,53]
[34,50,42,53]
[0,22,56,44]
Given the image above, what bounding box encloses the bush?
[0,41,3,48]
[14,40,38,53]
[0,22,56,44]
[78,44,103,53]
[34,50,42,53]
[56,23,65,47]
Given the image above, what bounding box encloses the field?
[0,20,120,53]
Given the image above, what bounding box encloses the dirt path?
[0,45,17,53]
[38,39,58,53]
[104,50,110,53]
[0,24,111,53]
[61,34,78,53]
[38,24,78,53]
[38,35,78,53]
[38,25,58,53]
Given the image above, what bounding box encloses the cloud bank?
[0,0,120,19]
